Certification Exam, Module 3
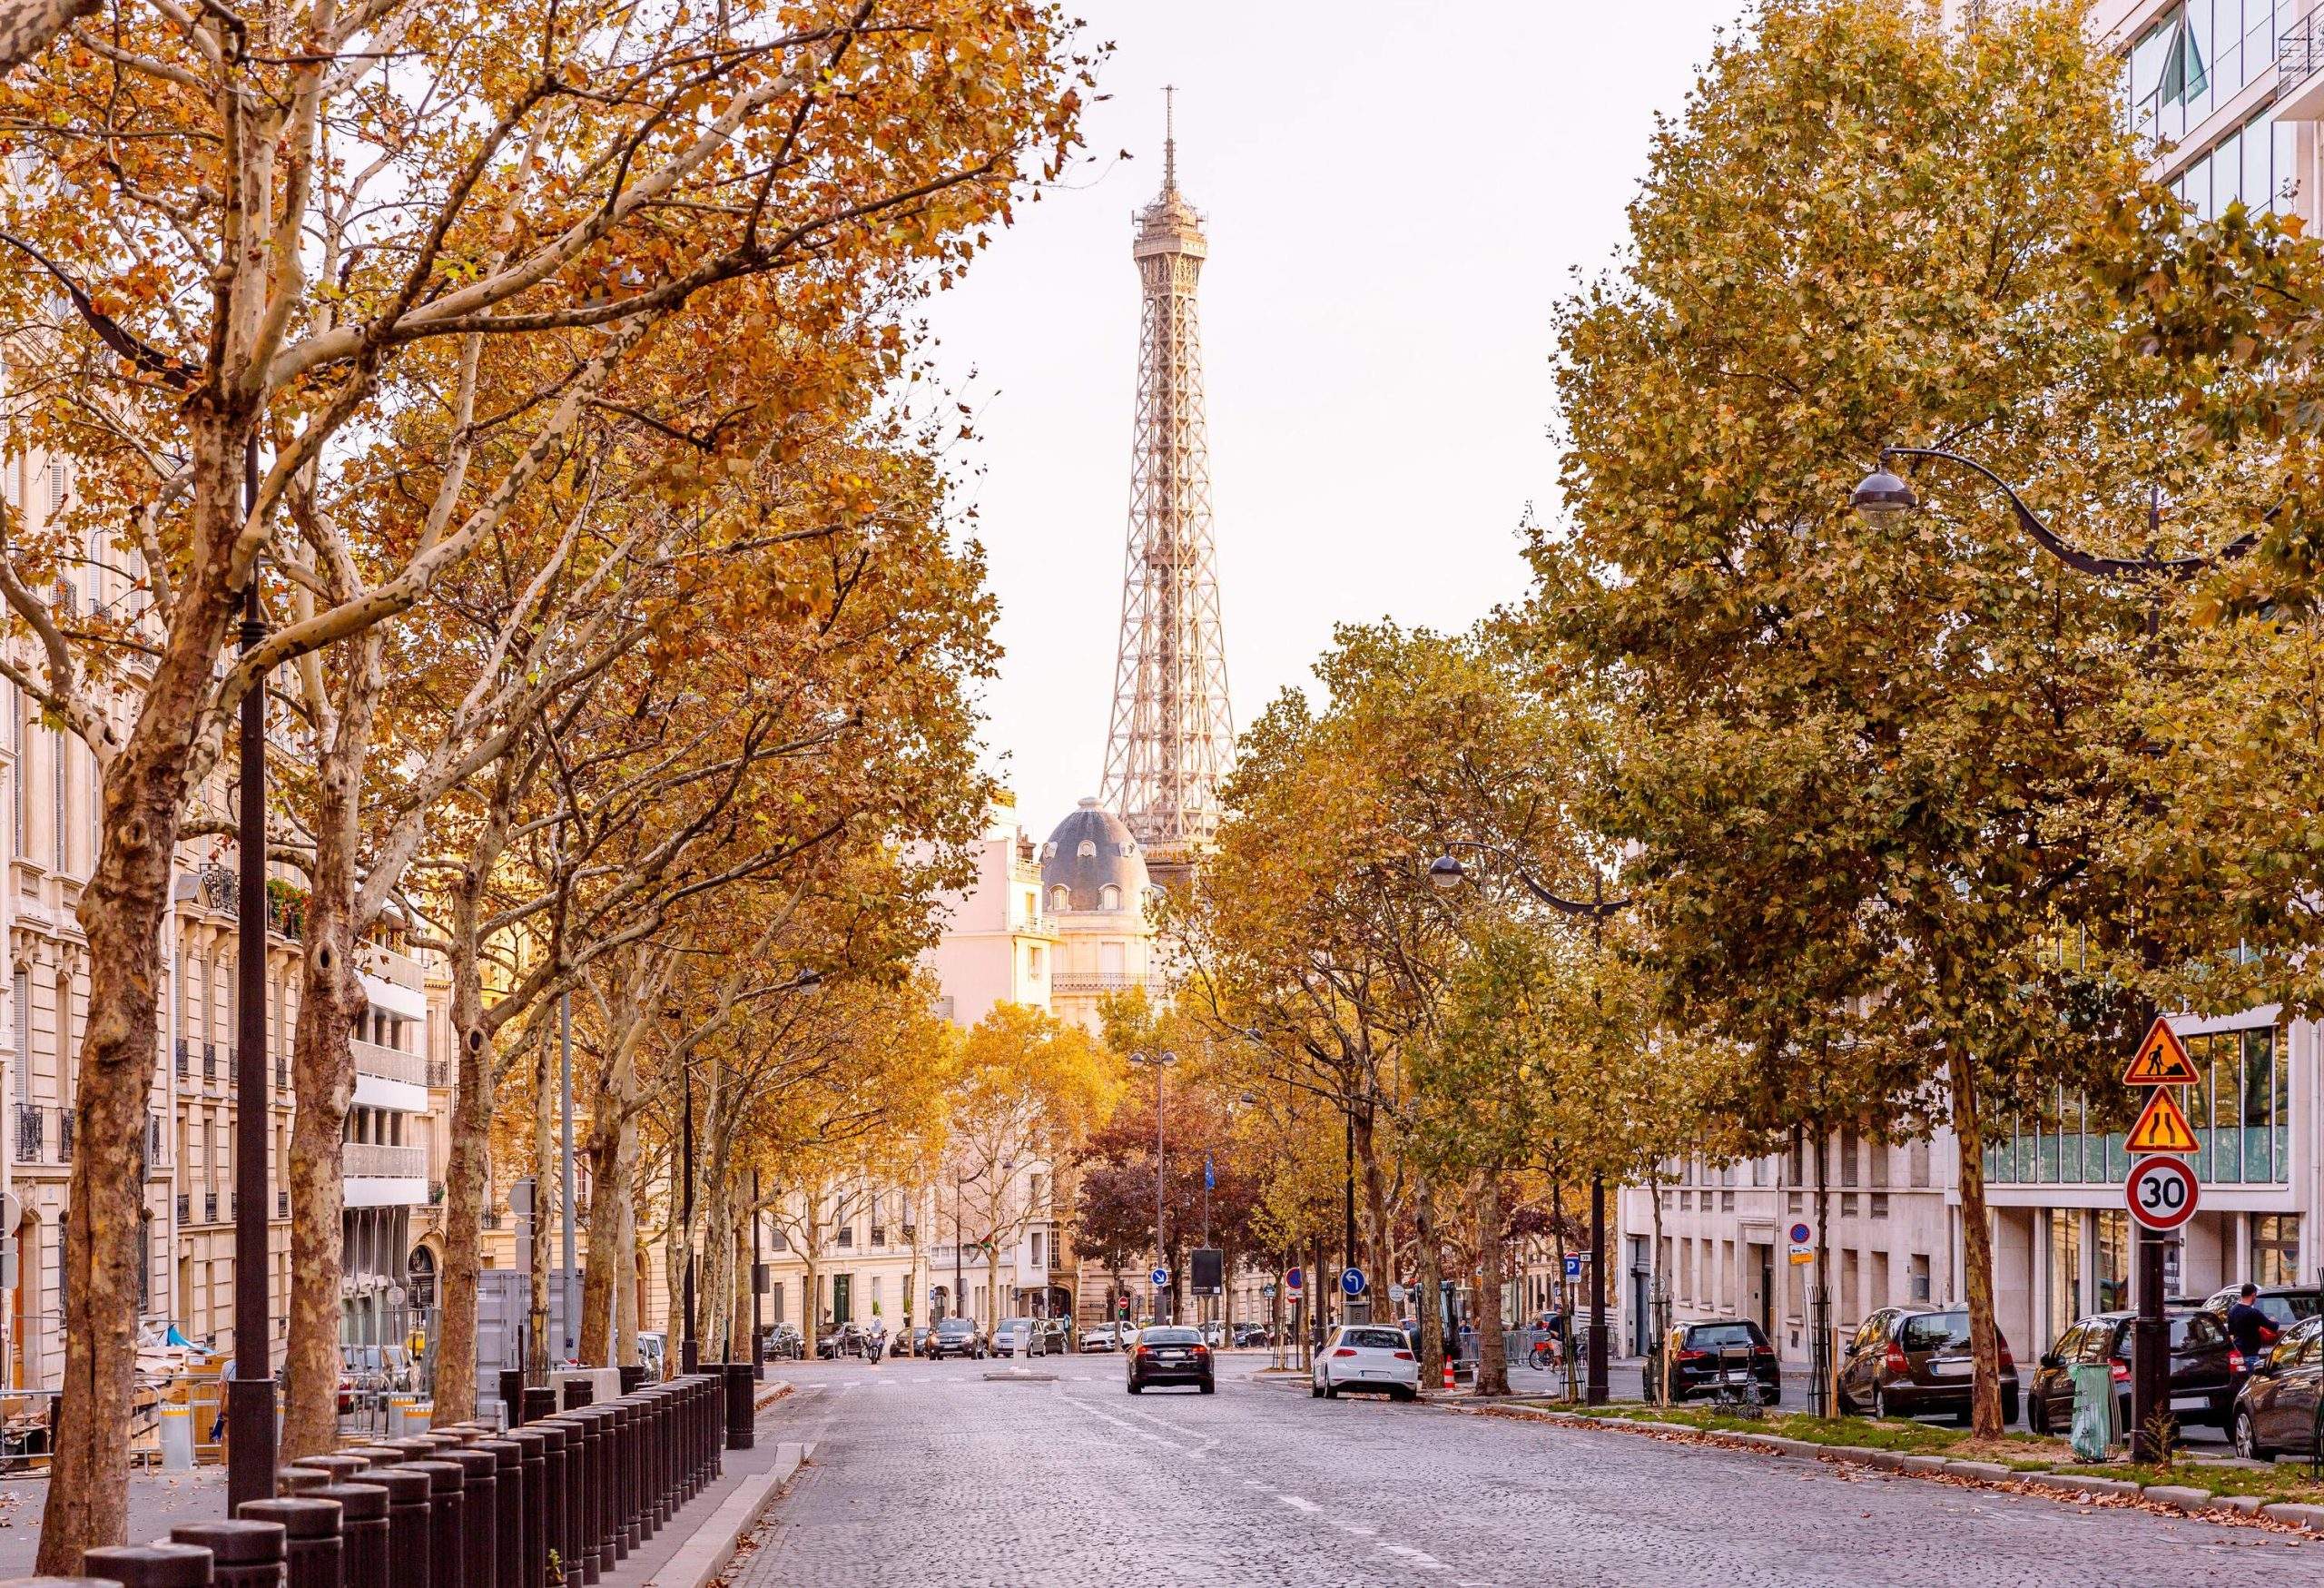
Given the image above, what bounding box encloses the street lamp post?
[751,1168,764,1380]
[1848,444,2262,1456]
[680,1067,697,1374]
[227,441,274,1515]
[560,991,578,1364]
[1429,842,1627,1405]
[1128,1050,1177,1323]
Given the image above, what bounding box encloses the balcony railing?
[350,1039,425,1087]
[344,1142,427,1179]
[176,1193,190,1223]
[196,863,237,914]
[276,1056,288,1090]
[203,1191,218,1223]
[2286,10,2324,84]
[425,1059,450,1089]
[202,1041,216,1085]
[12,1104,42,1164]
[1050,971,1163,996]
[277,1190,289,1218]
[174,1038,190,1081]
[359,941,425,991]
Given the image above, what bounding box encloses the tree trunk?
[578,1116,624,1366]
[278,830,368,1458]
[1352,1110,1391,1297]
[1950,1051,2005,1439]
[1414,1175,1443,1391]
[615,1189,640,1367]
[1474,1172,1509,1396]
[40,421,249,1572]
[800,1198,822,1358]
[436,870,496,1423]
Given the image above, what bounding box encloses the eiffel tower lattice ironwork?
[1098,89,1233,881]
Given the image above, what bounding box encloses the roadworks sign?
[2122,1017,2201,1087]
[2124,1086,2200,1154]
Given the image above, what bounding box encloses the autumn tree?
[1531,0,2201,1438]
[0,0,1090,1558]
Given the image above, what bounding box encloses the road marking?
[1379,1544,1452,1572]
[1276,1494,1321,1514]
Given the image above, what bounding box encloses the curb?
[1455,1403,2321,1540]
[641,1438,814,1588]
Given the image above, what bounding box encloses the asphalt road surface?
[723,1353,2305,1587]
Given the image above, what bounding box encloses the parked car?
[1837,1307,2015,1425]
[761,1323,804,1361]
[1201,1322,1225,1348]
[1310,1323,1417,1402]
[1128,1326,1216,1395]
[2232,1316,2324,1459]
[1232,1323,1272,1349]
[2025,1309,2234,1436]
[927,1317,985,1359]
[1039,1318,1069,1355]
[991,1318,1048,1357]
[1080,1324,1121,1353]
[906,1327,931,1359]
[817,1323,870,1360]
[1649,1319,1783,1406]
[2198,1284,2324,1372]
[636,1331,666,1379]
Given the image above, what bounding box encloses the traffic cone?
[1443,1357,1455,1390]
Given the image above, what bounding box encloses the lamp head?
[1850,459,1918,528]
[1427,853,1466,893]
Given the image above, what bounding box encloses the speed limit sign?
[2125,1155,2199,1232]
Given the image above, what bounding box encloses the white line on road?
[1275,1494,1322,1514]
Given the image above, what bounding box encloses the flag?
[1204,1153,1215,1191]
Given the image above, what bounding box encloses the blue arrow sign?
[1150,1267,1170,1287]
[1340,1267,1366,1297]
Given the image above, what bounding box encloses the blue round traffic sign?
[1340,1267,1365,1297]
[1149,1267,1170,1287]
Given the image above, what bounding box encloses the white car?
[1311,1324,1419,1402]
[1079,1325,1121,1352]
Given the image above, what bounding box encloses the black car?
[1127,1326,1215,1394]
[816,1323,869,1360]
[927,1317,985,1359]
[1651,1319,1781,1405]
[2025,1309,2233,1435]
[1836,1307,2018,1425]
[2231,1315,2323,1459]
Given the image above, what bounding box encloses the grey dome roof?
[1039,799,1149,911]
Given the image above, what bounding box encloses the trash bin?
[2068,1361,2117,1461]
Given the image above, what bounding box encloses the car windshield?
[937,1320,973,1336]
[1687,1323,1763,1350]
[1141,1327,1202,1345]
[2260,1293,2323,1327]
[1900,1312,1973,1352]
[1344,1328,1408,1351]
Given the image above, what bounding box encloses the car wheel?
[2235,1407,2269,1461]
[1128,1381,1141,1396]
[1199,1380,1216,1395]
[1310,1378,1324,1398]
[1324,1378,1339,1400]
[1392,1386,1414,1404]
[1871,1386,1888,1421]
[2027,1396,2048,1436]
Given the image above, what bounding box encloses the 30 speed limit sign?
[2125,1155,2199,1232]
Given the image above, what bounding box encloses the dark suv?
[2198,1286,2323,1375]
[2024,1309,2233,1435]
[927,1317,985,1360]
[1651,1319,1780,1404]
[2231,1316,2324,1459]
[1837,1307,2018,1425]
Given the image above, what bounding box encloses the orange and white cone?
[1443,1358,1455,1390]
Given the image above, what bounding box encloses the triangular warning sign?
[2124,1087,2200,1154]
[2122,1017,2201,1086]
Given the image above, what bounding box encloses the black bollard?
[582,1406,617,1573]
[311,1485,388,1588]
[76,1544,212,1587]
[472,1440,523,1588]
[340,1467,431,1588]
[609,1402,637,1553]
[537,1416,594,1588]
[447,1448,497,1588]
[404,1458,466,1588]
[522,1387,557,1426]
[339,1445,407,1470]
[499,1370,526,1432]
[237,1496,342,1588]
[502,1427,548,1588]
[561,1379,594,1411]
[10,1577,142,1587]
[616,1366,646,1395]
[276,1468,332,1497]
[168,1519,285,1588]
[290,1455,370,1485]
[528,1420,568,1587]
[724,1361,754,1452]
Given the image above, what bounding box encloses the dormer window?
[1099,884,1121,912]
[1077,840,1097,859]
[1049,886,1069,912]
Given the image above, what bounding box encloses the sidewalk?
[597,1385,805,1588]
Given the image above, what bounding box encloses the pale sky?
[923,1,1750,841]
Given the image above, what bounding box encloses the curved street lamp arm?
[1435,839,1630,919]
[1881,446,2255,580]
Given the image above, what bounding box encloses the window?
[1839,1129,1859,1189]
[1030,1230,1044,1267]
[1098,884,1120,912]
[2253,1213,2300,1287]
[1049,886,1068,912]
[1077,840,1096,858]
[1100,941,1126,976]
[1908,1253,1931,1304]
[1027,946,1043,978]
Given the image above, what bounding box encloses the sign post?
[2121,1016,2200,1463]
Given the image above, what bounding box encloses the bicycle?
[1526,1336,1562,1372]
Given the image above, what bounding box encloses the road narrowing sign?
[2122,1016,2201,1087]
[2124,1087,2200,1155]
[2126,1155,2199,1231]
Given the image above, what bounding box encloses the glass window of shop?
[2048,1208,2084,1345]
[2094,1210,2130,1314]
[1985,1025,2284,1187]
[2253,1214,2300,1287]
[2174,109,2301,221]
[2130,2,2285,148]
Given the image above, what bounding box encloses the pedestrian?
[2226,1284,2279,1376]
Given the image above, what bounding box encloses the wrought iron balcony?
[203,1191,218,1223]
[176,1193,190,1223]
[13,1104,43,1164]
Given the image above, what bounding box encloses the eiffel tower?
[1098,90,1234,888]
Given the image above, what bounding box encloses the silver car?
[993,1318,1048,1357]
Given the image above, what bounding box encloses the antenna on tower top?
[1163,84,1177,192]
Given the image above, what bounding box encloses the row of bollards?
[16,1363,759,1588]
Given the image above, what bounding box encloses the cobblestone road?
[724,1354,2309,1588]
